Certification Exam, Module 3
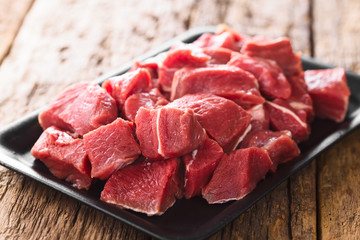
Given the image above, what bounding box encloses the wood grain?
[0,0,34,65]
[313,0,360,239]
[0,0,359,239]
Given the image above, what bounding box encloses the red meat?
[158,45,210,91]
[31,126,91,190]
[241,37,302,77]
[83,118,141,180]
[265,100,310,142]
[123,88,168,122]
[246,104,270,130]
[101,158,183,216]
[240,130,300,171]
[287,74,314,122]
[102,68,151,109]
[228,54,291,99]
[202,147,272,204]
[171,65,265,109]
[39,82,117,136]
[202,47,233,65]
[169,93,252,152]
[304,68,350,122]
[135,106,206,159]
[183,137,224,199]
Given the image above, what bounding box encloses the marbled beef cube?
[31,126,92,190]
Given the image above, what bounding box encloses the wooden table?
[0,0,359,239]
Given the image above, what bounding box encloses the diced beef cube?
[83,118,141,180]
[135,107,206,159]
[102,68,151,109]
[240,130,300,171]
[171,65,265,109]
[130,52,167,82]
[39,82,117,136]
[158,44,210,91]
[287,74,314,122]
[265,100,310,142]
[31,126,91,190]
[193,25,247,51]
[228,54,292,99]
[183,137,224,199]
[202,147,272,204]
[101,158,183,216]
[202,47,233,65]
[247,104,270,130]
[241,37,302,77]
[123,88,168,122]
[304,68,350,122]
[169,93,252,152]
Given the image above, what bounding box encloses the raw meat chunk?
[240,130,300,171]
[101,158,183,216]
[31,126,91,190]
[202,47,233,64]
[202,147,272,204]
[193,25,247,51]
[304,68,350,122]
[265,100,310,142]
[228,54,291,99]
[135,107,206,159]
[171,65,265,109]
[183,137,224,199]
[158,45,210,91]
[102,68,151,109]
[247,104,269,130]
[123,88,168,122]
[169,93,252,152]
[287,74,314,122]
[241,37,302,77]
[83,118,141,180]
[39,82,117,136]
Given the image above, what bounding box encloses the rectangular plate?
[1,27,360,240]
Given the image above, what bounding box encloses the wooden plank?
[313,0,360,239]
[0,0,34,64]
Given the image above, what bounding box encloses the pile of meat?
[31,25,351,216]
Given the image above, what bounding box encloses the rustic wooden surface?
[0,0,359,239]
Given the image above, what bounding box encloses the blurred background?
[0,0,359,239]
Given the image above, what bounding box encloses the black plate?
[1,27,360,240]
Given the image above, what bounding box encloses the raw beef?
[83,118,141,180]
[228,53,292,99]
[183,137,224,199]
[193,25,247,51]
[246,104,270,130]
[31,126,91,190]
[241,37,302,77]
[240,130,300,171]
[202,147,272,204]
[102,68,151,109]
[265,100,310,142]
[123,88,168,122]
[170,65,265,109]
[304,68,350,122]
[39,82,117,136]
[158,45,210,91]
[101,158,183,216]
[169,93,252,152]
[135,106,206,159]
[287,74,314,122]
[202,47,233,65]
